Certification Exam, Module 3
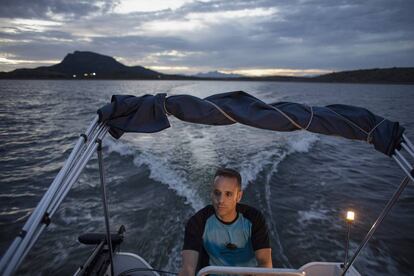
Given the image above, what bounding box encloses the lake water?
[0,80,413,275]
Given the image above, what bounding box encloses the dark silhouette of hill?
[311,68,414,84]
[221,68,414,84]
[48,51,166,78]
[0,51,413,84]
[0,51,192,80]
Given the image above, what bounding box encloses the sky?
[0,0,413,76]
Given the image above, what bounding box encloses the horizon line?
[1,55,412,77]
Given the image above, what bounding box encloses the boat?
[0,91,412,276]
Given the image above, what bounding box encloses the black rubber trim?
[96,138,102,151]
[80,133,88,143]
[19,230,27,238]
[41,212,51,226]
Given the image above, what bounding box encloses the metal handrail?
[197,266,304,276]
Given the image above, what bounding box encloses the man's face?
[211,176,243,222]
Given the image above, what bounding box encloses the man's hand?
[255,248,272,268]
[178,250,199,276]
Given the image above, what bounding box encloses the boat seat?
[78,232,124,245]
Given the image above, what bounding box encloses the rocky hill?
[0,51,178,79]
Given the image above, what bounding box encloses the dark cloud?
[176,0,414,69]
[0,0,413,73]
[0,0,118,19]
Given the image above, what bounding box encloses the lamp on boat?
[346,211,355,221]
[343,210,355,268]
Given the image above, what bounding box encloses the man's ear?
[237,190,243,202]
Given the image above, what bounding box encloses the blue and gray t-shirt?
[183,204,270,270]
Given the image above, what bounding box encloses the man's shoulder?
[237,203,265,223]
[238,204,270,250]
[187,205,215,225]
[194,204,215,217]
[236,203,261,214]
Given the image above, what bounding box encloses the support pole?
[96,139,114,276]
[344,222,351,266]
[341,176,411,275]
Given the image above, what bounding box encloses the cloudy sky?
[1,0,413,76]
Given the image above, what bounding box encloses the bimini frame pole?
[96,138,115,276]
[342,135,414,275]
[0,116,108,276]
[15,124,109,271]
[341,176,411,275]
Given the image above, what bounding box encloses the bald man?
[179,168,272,276]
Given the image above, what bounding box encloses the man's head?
[211,168,243,222]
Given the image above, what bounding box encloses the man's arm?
[178,250,199,276]
[255,248,272,268]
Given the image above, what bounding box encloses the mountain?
[193,71,244,78]
[0,51,170,79]
[311,67,414,84]
[232,68,414,84]
[50,51,162,78]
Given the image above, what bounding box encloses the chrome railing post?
[97,138,114,276]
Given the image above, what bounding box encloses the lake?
[0,80,413,275]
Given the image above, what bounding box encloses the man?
[179,168,272,276]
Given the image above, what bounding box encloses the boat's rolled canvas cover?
[97,91,404,156]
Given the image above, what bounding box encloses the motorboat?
[0,91,412,276]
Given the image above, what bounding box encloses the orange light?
[346,211,355,221]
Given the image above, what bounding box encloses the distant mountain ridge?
[311,68,414,84]
[220,68,414,84]
[193,71,244,78]
[1,51,413,84]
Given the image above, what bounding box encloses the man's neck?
[216,211,238,224]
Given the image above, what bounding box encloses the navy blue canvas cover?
[97,91,404,156]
